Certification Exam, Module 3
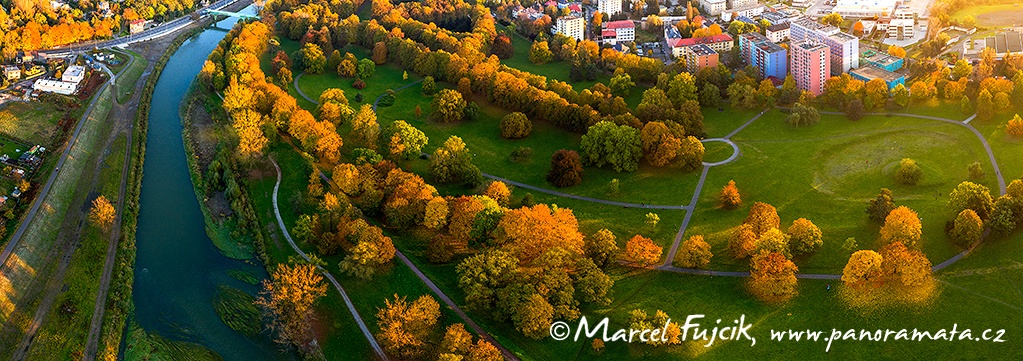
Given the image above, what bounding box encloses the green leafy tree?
[430,136,483,187]
[421,76,437,95]
[298,43,326,74]
[357,58,376,79]
[609,73,635,97]
[431,89,468,123]
[892,83,910,108]
[948,181,995,219]
[895,158,923,185]
[500,112,532,139]
[788,218,823,255]
[580,121,643,172]
[867,188,896,222]
[951,209,983,247]
[584,229,619,269]
[387,120,428,160]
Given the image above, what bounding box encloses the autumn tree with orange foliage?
[640,121,682,167]
[887,45,907,58]
[729,223,758,259]
[1008,114,1023,138]
[879,206,922,248]
[676,235,713,268]
[484,181,511,207]
[339,219,397,279]
[841,250,884,289]
[749,251,799,302]
[256,264,327,352]
[744,202,780,236]
[719,180,741,209]
[624,235,662,267]
[493,204,585,263]
[879,242,932,287]
[89,195,116,229]
[376,294,440,359]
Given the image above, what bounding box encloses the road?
[41,0,244,56]
[270,159,388,361]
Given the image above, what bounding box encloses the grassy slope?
[0,101,63,145]
[115,50,150,103]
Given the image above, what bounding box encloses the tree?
[676,235,713,268]
[580,121,643,172]
[438,323,473,356]
[962,95,974,115]
[327,50,342,72]
[624,235,662,267]
[430,136,482,187]
[298,43,326,74]
[995,92,1012,113]
[421,76,437,95]
[338,58,356,77]
[640,121,681,167]
[514,293,554,339]
[788,218,823,255]
[892,83,910,108]
[529,40,553,64]
[256,264,327,350]
[89,195,115,229]
[277,67,293,86]
[645,213,660,230]
[484,181,511,207]
[700,83,722,107]
[357,58,376,79]
[744,202,780,236]
[969,161,986,181]
[841,250,883,289]
[977,89,994,122]
[372,41,387,64]
[821,13,843,26]
[887,45,906,58]
[866,188,896,222]
[376,294,441,359]
[1007,114,1023,138]
[845,99,864,120]
[948,181,995,219]
[424,197,449,230]
[667,72,698,105]
[895,158,923,185]
[492,34,514,59]
[989,196,1019,236]
[719,180,741,209]
[351,104,380,150]
[340,221,397,279]
[468,340,504,361]
[432,89,468,123]
[387,120,428,160]
[787,102,820,127]
[493,204,586,262]
[500,112,532,139]
[609,73,635,97]
[879,242,932,287]
[547,150,583,187]
[729,224,758,259]
[880,206,922,248]
[749,251,798,302]
[585,229,619,269]
[951,209,983,248]
[963,15,977,28]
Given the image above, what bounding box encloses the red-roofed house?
[568,4,582,13]
[668,33,733,58]
[601,20,635,45]
[129,18,145,34]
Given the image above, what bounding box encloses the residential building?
[62,65,86,84]
[599,0,622,17]
[32,79,77,95]
[2,65,20,81]
[886,9,915,39]
[555,15,585,41]
[849,65,905,89]
[791,42,830,95]
[684,44,720,72]
[832,0,897,18]
[720,4,764,22]
[699,0,726,15]
[727,0,757,8]
[130,19,145,34]
[739,32,788,80]
[766,23,790,43]
[791,17,860,74]
[763,9,801,25]
[667,33,734,58]
[860,50,903,72]
[602,20,636,44]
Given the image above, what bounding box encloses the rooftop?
[670,33,734,47]
[796,41,829,52]
[861,50,902,65]
[768,23,791,32]
[850,65,903,82]
[689,44,717,56]
[65,65,85,78]
[604,20,635,29]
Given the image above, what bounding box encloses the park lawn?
[679,110,996,273]
[115,49,149,103]
[0,101,63,146]
[703,107,759,139]
[972,116,1023,181]
[376,87,702,206]
[952,3,1023,26]
[702,141,735,164]
[901,100,969,121]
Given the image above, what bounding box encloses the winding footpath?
[275,158,520,361]
[270,159,388,361]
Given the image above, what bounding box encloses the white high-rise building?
[555,16,586,41]
[791,17,860,74]
[599,0,622,17]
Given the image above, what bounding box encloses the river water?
[131,7,289,360]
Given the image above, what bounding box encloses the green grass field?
[115,50,150,103]
[953,3,1023,27]
[0,101,64,146]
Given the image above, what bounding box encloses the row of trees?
[375,293,502,360]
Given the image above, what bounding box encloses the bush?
[968,161,985,181]
[1007,114,1023,138]
[895,158,923,185]
[352,78,366,90]
[500,112,532,139]
[510,147,533,163]
[354,93,363,102]
[377,90,396,107]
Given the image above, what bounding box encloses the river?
[131,7,289,360]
